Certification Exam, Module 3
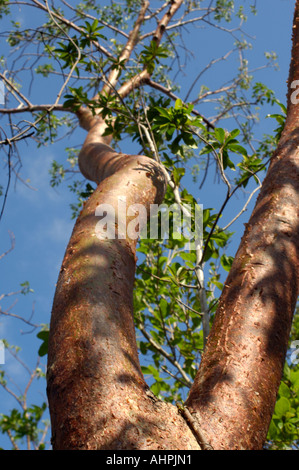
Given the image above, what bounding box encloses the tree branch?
[101,0,149,95]
[0,104,68,114]
[138,321,192,387]
[117,0,184,100]
[30,0,112,58]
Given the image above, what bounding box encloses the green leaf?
[227,143,248,156]
[222,150,235,170]
[37,330,49,357]
[214,127,226,144]
[283,362,291,381]
[20,281,34,295]
[285,422,296,435]
[139,341,148,355]
[156,107,172,119]
[211,230,233,248]
[220,254,234,272]
[290,369,299,385]
[181,132,197,148]
[274,397,290,418]
[172,167,185,185]
[213,280,223,290]
[159,298,169,319]
[267,419,278,440]
[174,98,183,109]
[228,128,241,139]
[278,381,291,398]
[267,113,285,125]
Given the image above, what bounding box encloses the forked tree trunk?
[47,2,299,450]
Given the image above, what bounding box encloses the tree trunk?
[47,2,299,451]
[46,116,200,450]
[185,2,299,450]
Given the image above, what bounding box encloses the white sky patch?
[15,15,25,26]
[0,345,27,382]
[0,340,5,364]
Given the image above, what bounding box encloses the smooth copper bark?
[47,0,200,450]
[47,116,199,449]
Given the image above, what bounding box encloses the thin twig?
[177,403,214,450]
[0,231,15,261]
[101,0,149,95]
[138,322,192,387]
[175,297,203,316]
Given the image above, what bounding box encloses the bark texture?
[185,2,299,450]
[46,115,200,450]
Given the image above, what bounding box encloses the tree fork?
[46,0,299,451]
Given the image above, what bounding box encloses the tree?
[0,0,299,450]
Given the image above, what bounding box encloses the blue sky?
[0,0,296,449]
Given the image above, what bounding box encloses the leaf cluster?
[0,404,47,450]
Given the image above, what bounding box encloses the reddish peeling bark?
[185,2,299,450]
[46,115,200,450]
[46,0,200,451]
